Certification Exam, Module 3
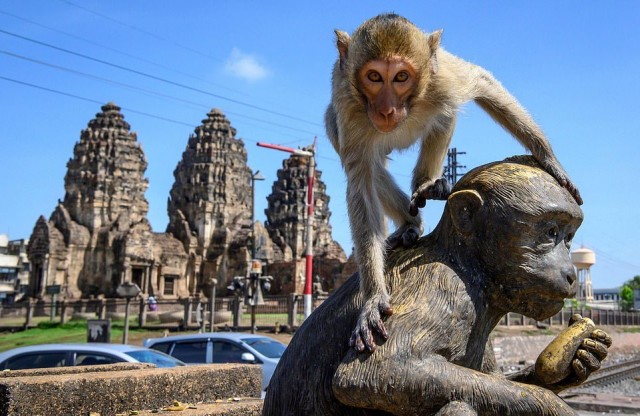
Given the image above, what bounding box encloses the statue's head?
[445,156,583,320]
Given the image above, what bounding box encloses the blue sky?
[1,1,638,289]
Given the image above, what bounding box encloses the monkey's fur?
[325,14,582,351]
[263,157,609,416]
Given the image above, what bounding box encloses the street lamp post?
[116,282,141,344]
[257,139,316,319]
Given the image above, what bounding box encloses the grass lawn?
[0,313,298,353]
[0,320,184,353]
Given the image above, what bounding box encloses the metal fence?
[1,296,639,331]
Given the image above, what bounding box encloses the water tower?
[571,247,595,301]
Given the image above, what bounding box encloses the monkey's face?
[483,208,582,321]
[357,57,418,133]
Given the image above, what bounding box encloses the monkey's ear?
[335,30,350,72]
[448,189,483,236]
[428,29,443,51]
[427,29,443,74]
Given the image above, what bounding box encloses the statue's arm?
[333,353,576,416]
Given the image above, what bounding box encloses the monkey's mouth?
[370,116,403,133]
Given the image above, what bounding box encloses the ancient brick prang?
[167,109,254,294]
[28,103,188,299]
[264,154,347,294]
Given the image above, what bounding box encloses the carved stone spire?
[62,102,149,231]
[265,155,345,261]
[168,109,253,249]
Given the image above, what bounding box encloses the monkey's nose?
[379,106,395,118]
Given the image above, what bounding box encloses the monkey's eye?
[394,71,409,82]
[367,71,382,82]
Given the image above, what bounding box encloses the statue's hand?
[535,314,612,391]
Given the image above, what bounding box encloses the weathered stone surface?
[264,154,347,294]
[63,102,149,231]
[167,109,255,295]
[27,103,189,300]
[0,364,260,416]
[136,400,263,416]
[26,105,348,302]
[0,362,153,378]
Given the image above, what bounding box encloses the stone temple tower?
[63,102,149,231]
[167,109,254,293]
[265,154,346,294]
[28,103,189,299]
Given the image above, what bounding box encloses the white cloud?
[224,48,270,82]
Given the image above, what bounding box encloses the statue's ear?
[448,189,483,236]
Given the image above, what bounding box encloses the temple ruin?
[264,155,347,294]
[27,104,346,300]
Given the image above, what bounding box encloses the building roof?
[0,254,19,268]
[593,287,620,294]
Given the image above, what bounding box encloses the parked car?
[143,333,286,396]
[0,343,185,370]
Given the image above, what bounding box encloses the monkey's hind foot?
[386,223,422,251]
[409,178,452,216]
[350,296,392,353]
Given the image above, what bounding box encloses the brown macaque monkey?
[325,13,582,352]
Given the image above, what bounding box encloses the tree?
[627,275,640,290]
[620,284,635,311]
[619,275,640,311]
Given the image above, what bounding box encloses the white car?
[0,343,185,370]
[143,332,286,396]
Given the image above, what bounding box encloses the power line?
[0,48,318,137]
[0,75,317,147]
[0,75,194,128]
[0,28,323,128]
[0,9,244,96]
[59,0,223,62]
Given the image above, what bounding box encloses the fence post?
[288,294,299,328]
[60,300,67,324]
[24,298,34,328]
[183,297,193,328]
[98,298,106,320]
[232,295,240,330]
[138,297,147,328]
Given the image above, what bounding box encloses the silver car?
[0,343,185,370]
[143,332,286,396]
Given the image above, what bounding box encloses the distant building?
[593,288,620,302]
[0,235,30,304]
[583,287,621,310]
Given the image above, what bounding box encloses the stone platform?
[0,363,261,416]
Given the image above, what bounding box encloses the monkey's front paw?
[543,162,583,206]
[350,297,392,353]
[410,178,452,216]
[386,223,422,251]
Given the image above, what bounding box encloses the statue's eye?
[367,71,382,82]
[547,226,559,240]
[394,71,409,82]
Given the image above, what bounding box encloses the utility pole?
[257,139,316,320]
[443,147,466,186]
[251,170,265,258]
